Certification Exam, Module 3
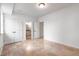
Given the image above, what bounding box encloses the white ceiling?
[13,3,73,17]
[1,3,73,17]
[1,3,14,15]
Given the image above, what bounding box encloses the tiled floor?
[1,39,79,56]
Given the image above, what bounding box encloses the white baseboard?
[45,39,79,49]
[4,40,22,45]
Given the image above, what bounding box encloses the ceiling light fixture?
[38,3,46,8]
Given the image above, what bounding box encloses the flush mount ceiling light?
[38,3,46,8]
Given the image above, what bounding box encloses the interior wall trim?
[45,39,79,49]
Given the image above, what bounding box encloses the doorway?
[39,22,44,39]
[26,22,32,40]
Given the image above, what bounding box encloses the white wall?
[0,12,1,33]
[0,13,3,49]
[4,15,23,44]
[39,4,79,48]
[0,10,3,55]
[33,20,40,39]
[4,14,36,44]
